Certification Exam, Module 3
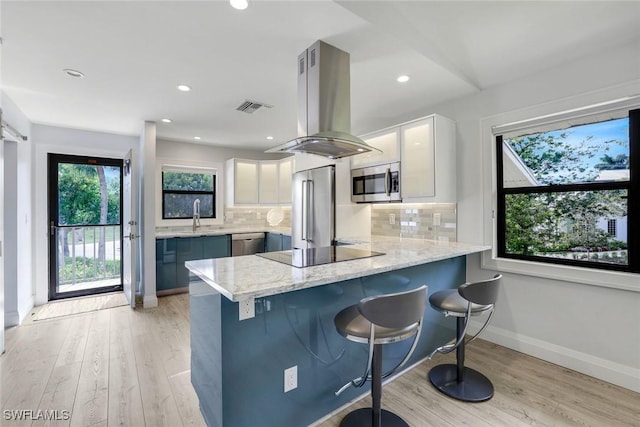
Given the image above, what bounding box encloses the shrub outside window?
[495,108,638,273]
[162,168,216,219]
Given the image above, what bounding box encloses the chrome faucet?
[193,198,201,232]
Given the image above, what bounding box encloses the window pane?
[162,171,214,191]
[164,194,214,218]
[502,118,629,187]
[58,163,121,225]
[504,190,628,266]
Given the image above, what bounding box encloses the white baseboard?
[5,310,20,327]
[471,321,640,393]
[142,295,158,308]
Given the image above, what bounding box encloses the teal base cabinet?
[265,232,292,252]
[156,235,230,292]
[190,256,466,427]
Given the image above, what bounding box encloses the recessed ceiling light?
[194,136,201,140]
[357,148,365,152]
[63,68,85,78]
[266,136,274,140]
[230,0,248,10]
[161,118,172,123]
[177,84,192,92]
[397,75,410,83]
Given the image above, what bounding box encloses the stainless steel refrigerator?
[291,165,335,249]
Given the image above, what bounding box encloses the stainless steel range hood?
[266,40,380,159]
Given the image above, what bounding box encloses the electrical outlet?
[433,213,441,226]
[238,297,255,320]
[284,366,297,392]
[388,213,395,225]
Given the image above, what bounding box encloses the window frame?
[155,159,224,226]
[494,108,638,274]
[161,169,216,220]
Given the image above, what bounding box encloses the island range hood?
[266,40,380,159]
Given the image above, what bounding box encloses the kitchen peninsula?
[187,236,490,427]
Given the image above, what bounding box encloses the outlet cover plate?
[238,297,255,320]
[284,365,297,392]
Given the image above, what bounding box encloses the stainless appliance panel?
[351,162,401,203]
[292,165,335,249]
[231,233,265,256]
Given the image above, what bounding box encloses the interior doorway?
[48,153,123,300]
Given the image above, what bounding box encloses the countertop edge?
[186,241,491,302]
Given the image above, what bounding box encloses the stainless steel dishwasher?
[231,233,265,256]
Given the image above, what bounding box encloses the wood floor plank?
[167,370,207,427]
[31,362,82,427]
[107,306,145,427]
[132,332,185,427]
[69,310,110,427]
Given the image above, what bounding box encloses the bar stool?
[427,274,501,402]
[334,285,427,427]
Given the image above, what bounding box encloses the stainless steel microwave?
[351,162,401,203]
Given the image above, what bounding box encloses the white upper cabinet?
[351,114,456,203]
[226,157,293,206]
[259,161,279,204]
[350,128,401,169]
[401,117,435,198]
[231,159,259,204]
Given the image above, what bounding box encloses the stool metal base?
[339,408,409,427]
[429,364,494,402]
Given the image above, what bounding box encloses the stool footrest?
[339,408,409,427]
[428,364,494,402]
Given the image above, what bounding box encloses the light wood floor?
[2,294,638,427]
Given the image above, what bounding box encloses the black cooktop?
[257,246,385,268]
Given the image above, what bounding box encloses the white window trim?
[156,157,224,226]
[480,89,640,293]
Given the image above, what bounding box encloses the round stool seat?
[335,305,420,345]
[429,289,492,316]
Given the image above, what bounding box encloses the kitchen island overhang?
[187,237,490,427]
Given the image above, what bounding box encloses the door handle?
[385,168,391,196]
[125,232,140,240]
[301,180,307,241]
[307,180,314,243]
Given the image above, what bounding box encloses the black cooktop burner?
[257,246,384,268]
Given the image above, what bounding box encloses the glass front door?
[48,153,123,300]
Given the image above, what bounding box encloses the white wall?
[31,124,139,306]
[422,40,640,391]
[2,93,33,326]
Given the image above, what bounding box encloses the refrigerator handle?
[385,167,391,196]
[301,180,307,241]
[307,180,314,243]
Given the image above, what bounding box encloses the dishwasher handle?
[231,233,265,240]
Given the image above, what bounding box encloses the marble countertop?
[185,236,491,302]
[156,226,291,238]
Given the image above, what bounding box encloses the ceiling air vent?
[235,99,273,114]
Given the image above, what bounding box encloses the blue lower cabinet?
[265,232,283,252]
[156,239,177,291]
[266,232,292,252]
[282,234,291,250]
[157,235,231,291]
[190,256,467,426]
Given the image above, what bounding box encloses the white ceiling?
[2,1,639,150]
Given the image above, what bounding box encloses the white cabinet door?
[234,160,259,204]
[278,157,293,204]
[401,116,435,198]
[351,128,400,169]
[259,161,279,204]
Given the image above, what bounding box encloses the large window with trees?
[496,108,638,273]
[162,167,217,219]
